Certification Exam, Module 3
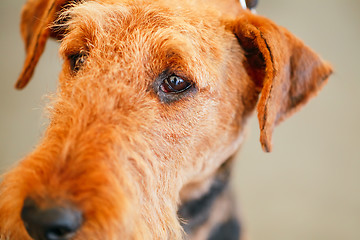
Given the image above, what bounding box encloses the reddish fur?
[228,13,332,151]
[1,0,331,239]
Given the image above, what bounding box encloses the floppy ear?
[229,12,332,152]
[16,0,74,89]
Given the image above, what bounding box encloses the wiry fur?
[0,0,331,239]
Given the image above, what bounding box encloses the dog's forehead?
[67,1,206,27]
[60,1,232,88]
[62,1,225,44]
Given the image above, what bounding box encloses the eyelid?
[160,69,193,85]
[60,40,89,60]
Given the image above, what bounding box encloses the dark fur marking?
[258,31,276,132]
[207,218,241,240]
[178,158,232,234]
[51,0,86,39]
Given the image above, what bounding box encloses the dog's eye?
[160,75,192,93]
[69,53,88,72]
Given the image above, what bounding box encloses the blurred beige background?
[0,0,359,240]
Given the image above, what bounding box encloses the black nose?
[21,198,83,240]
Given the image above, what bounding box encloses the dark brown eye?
[69,53,87,72]
[160,75,192,93]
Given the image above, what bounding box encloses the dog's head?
[1,0,331,239]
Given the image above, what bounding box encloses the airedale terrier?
[0,0,332,239]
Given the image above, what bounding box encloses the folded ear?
[229,12,332,152]
[16,0,75,89]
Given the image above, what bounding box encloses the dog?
[0,0,332,239]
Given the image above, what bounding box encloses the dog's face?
[0,0,331,239]
[56,0,254,175]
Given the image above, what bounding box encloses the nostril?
[21,197,83,240]
[42,209,82,240]
[46,225,77,240]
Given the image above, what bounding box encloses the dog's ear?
[228,12,332,152]
[16,0,76,89]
